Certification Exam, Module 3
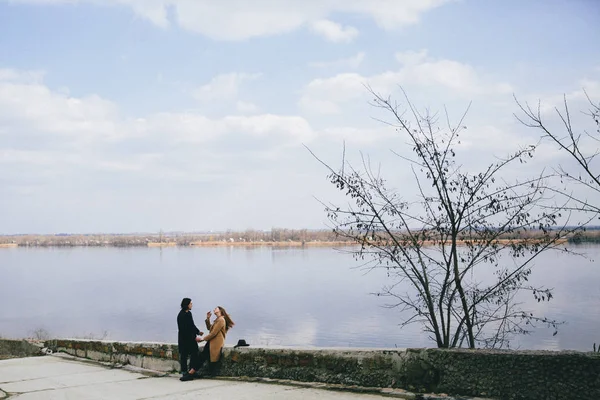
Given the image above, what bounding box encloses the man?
[177,297,203,381]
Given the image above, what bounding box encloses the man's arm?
[189,313,201,335]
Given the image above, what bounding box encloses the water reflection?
[0,245,598,351]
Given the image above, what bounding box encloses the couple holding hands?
[177,298,235,381]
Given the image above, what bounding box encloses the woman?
[195,306,235,376]
[177,298,203,381]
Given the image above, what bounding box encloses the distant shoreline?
[187,240,354,247]
[1,229,598,248]
[0,240,356,248]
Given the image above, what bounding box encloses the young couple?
[177,298,235,381]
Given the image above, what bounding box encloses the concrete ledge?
[43,339,600,400]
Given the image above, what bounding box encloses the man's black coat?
[177,309,200,351]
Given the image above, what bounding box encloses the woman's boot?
[207,361,220,377]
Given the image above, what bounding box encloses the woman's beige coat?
[204,316,226,362]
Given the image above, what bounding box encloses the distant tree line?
[2,226,599,247]
[0,229,353,247]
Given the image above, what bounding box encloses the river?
[0,245,598,351]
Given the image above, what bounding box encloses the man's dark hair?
[181,298,191,310]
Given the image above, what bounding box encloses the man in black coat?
[177,297,203,380]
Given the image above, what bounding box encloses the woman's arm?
[204,311,212,331]
[202,317,225,342]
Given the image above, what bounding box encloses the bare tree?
[515,92,600,214]
[31,328,51,341]
[310,88,584,349]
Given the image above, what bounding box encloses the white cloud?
[222,114,316,143]
[309,52,365,69]
[8,0,451,40]
[236,101,260,114]
[0,147,164,181]
[299,73,365,114]
[0,68,45,83]
[310,19,358,43]
[125,0,171,28]
[394,49,428,65]
[458,125,532,154]
[0,148,67,166]
[0,68,121,142]
[299,51,514,114]
[536,79,600,114]
[0,68,317,180]
[345,0,452,30]
[319,126,396,145]
[579,79,600,99]
[192,72,261,102]
[392,49,514,95]
[298,97,342,115]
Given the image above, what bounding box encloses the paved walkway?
[0,355,419,400]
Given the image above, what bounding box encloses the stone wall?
[43,339,181,372]
[43,339,600,400]
[0,339,43,359]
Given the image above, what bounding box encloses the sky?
[0,0,599,234]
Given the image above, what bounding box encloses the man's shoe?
[179,374,194,382]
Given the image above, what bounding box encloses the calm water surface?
[0,245,598,351]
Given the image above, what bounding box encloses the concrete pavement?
[0,354,459,400]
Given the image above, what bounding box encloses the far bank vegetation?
[0,229,349,248]
[1,227,599,248]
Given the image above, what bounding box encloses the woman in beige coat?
[194,306,235,376]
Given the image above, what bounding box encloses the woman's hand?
[206,311,212,320]
[195,336,203,342]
